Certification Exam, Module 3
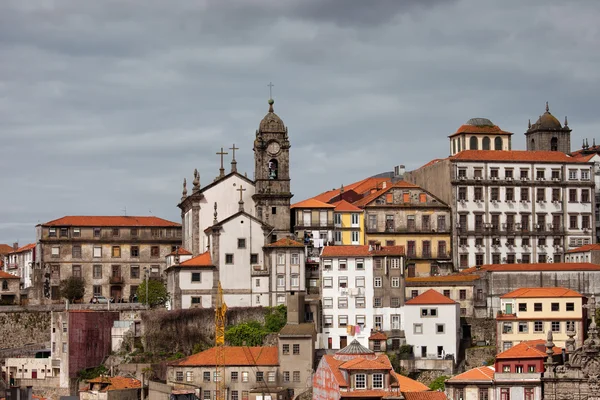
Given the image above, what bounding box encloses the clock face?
[267,141,281,155]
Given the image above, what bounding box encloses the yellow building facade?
[497,288,585,352]
[333,200,364,245]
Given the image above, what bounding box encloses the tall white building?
[5,243,35,289]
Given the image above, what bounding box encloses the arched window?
[469,137,478,150]
[1,280,7,290]
[268,159,278,180]
[482,137,490,150]
[494,137,502,150]
[531,139,535,150]
[551,137,558,151]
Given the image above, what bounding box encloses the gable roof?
[450,150,591,163]
[198,171,254,195]
[501,287,582,299]
[290,198,335,209]
[566,243,600,253]
[312,177,391,204]
[85,376,141,392]
[447,366,494,382]
[392,372,430,392]
[339,355,392,371]
[41,216,180,227]
[265,238,304,248]
[496,339,561,360]
[0,271,20,279]
[403,392,447,400]
[179,251,213,268]
[169,247,192,256]
[369,331,387,340]
[8,243,35,254]
[332,200,362,212]
[460,262,600,274]
[204,210,271,233]
[406,289,456,305]
[174,346,278,366]
[353,181,421,208]
[0,244,16,255]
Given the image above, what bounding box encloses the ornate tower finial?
[192,169,200,192]
[340,183,344,195]
[545,329,555,366]
[528,119,531,129]
[594,138,597,147]
[213,202,218,224]
[268,98,274,113]
[564,116,568,127]
[586,138,589,149]
[546,101,549,113]
[181,178,188,201]
[583,139,586,149]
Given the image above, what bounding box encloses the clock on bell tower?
[253,98,293,241]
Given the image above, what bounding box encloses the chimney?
[13,242,18,250]
[382,182,387,189]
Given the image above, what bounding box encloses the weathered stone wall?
[464,317,496,344]
[0,312,51,349]
[464,346,496,370]
[142,306,270,355]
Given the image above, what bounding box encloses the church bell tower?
[253,98,293,241]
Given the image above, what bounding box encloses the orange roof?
[419,158,445,169]
[496,339,561,360]
[42,216,180,227]
[312,177,392,204]
[333,200,362,212]
[566,243,600,253]
[86,376,141,392]
[169,247,192,256]
[451,150,590,163]
[392,372,429,392]
[179,251,213,267]
[406,289,456,305]
[175,346,278,366]
[8,243,35,254]
[339,356,392,371]
[447,366,494,382]
[406,275,480,283]
[341,390,402,398]
[353,181,421,208]
[321,245,405,257]
[501,287,582,299]
[322,355,347,387]
[369,331,387,340]
[449,124,512,137]
[265,238,305,247]
[0,244,15,254]
[403,391,448,400]
[0,271,19,279]
[290,198,335,209]
[460,262,600,274]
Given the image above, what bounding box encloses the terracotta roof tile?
[179,251,213,268]
[340,389,402,398]
[312,177,391,204]
[447,366,494,382]
[176,346,278,366]
[501,287,582,298]
[0,271,20,279]
[369,331,387,340]
[169,248,192,256]
[86,376,141,391]
[353,181,420,208]
[339,357,392,370]
[279,323,315,336]
[449,124,512,137]
[405,289,456,305]
[332,200,363,212]
[41,216,180,227]
[403,391,448,400]
[322,355,347,387]
[496,339,561,360]
[321,245,405,257]
[265,238,305,248]
[290,199,335,209]
[450,150,591,163]
[566,243,600,253]
[0,244,15,254]
[8,243,35,254]
[460,262,600,274]
[392,372,429,392]
[406,275,480,283]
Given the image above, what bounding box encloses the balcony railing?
[109,276,124,284]
[6,263,18,269]
[367,226,450,234]
[296,219,335,229]
[251,266,270,276]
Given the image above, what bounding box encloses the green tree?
[225,321,266,346]
[264,305,287,332]
[60,276,85,303]
[137,279,169,308]
[429,375,449,391]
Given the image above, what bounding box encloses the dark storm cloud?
[1,0,600,244]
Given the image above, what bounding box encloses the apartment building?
[5,243,36,289]
[564,243,600,263]
[36,216,181,304]
[497,288,585,352]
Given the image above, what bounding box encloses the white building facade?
[5,243,35,289]
[264,238,306,307]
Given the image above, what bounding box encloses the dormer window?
[355,374,366,389]
[372,373,384,389]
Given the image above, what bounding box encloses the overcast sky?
[2,0,600,245]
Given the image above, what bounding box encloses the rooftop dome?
[259,99,286,133]
[466,118,495,127]
[336,339,374,355]
[529,102,565,131]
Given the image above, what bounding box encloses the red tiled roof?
[0,244,15,254]
[333,200,362,212]
[341,390,402,398]
[406,289,456,305]
[179,251,213,267]
[369,332,387,340]
[86,376,141,391]
[419,158,446,169]
[460,263,600,274]
[392,372,429,392]
[175,346,278,366]
[321,245,404,257]
[447,366,494,382]
[406,275,480,283]
[322,355,347,387]
[8,243,35,254]
[353,181,420,208]
[42,216,180,227]
[0,271,20,279]
[371,245,405,256]
[290,198,335,209]
[501,287,583,299]
[449,124,512,137]
[312,177,391,204]
[403,391,448,400]
[339,356,392,371]
[566,244,600,253]
[265,238,305,247]
[496,339,561,360]
[169,248,192,256]
[451,150,590,163]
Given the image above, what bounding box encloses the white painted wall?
[6,248,35,288]
[404,302,459,361]
[3,357,55,380]
[182,294,213,309]
[268,248,306,306]
[321,256,374,349]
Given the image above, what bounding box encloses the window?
[338,315,348,327]
[534,303,542,312]
[391,297,400,307]
[192,272,201,283]
[323,277,333,288]
[411,290,419,298]
[293,344,300,355]
[72,265,81,278]
[323,298,333,309]
[501,388,510,400]
[60,227,68,237]
[290,253,299,265]
[458,187,467,200]
[130,266,140,279]
[422,240,431,257]
[374,315,383,330]
[374,298,382,307]
[250,253,258,264]
[515,365,524,373]
[581,169,590,180]
[551,302,559,311]
[241,371,248,382]
[175,371,183,382]
[391,315,400,330]
[391,277,400,287]
[570,215,578,229]
[338,259,348,271]
[407,241,416,257]
[503,322,513,333]
[355,297,365,308]
[528,365,536,373]
[552,321,561,332]
[436,324,445,334]
[268,371,276,382]
[93,285,102,296]
[277,274,284,287]
[537,170,545,180]
[455,388,465,400]
[271,207,277,215]
[256,372,263,382]
[150,246,160,258]
[518,322,528,333]
[569,169,578,180]
[129,245,139,257]
[566,321,575,332]
[231,392,238,400]
[459,289,466,300]
[537,188,545,202]
[355,374,366,389]
[277,253,285,265]
[519,303,527,312]
[491,187,499,200]
[414,324,423,334]
[186,371,193,382]
[71,245,82,258]
[583,215,591,229]
[566,302,575,311]
[372,373,383,389]
[293,371,300,382]
[91,246,101,258]
[213,371,221,382]
[338,276,347,288]
[93,265,102,279]
[374,277,382,288]
[479,389,489,400]
[569,189,577,202]
[112,246,121,258]
[283,371,290,382]
[520,188,529,202]
[356,315,366,326]
[49,228,57,237]
[282,344,290,354]
[534,321,544,332]
[112,228,120,237]
[225,254,234,264]
[191,297,201,305]
[443,290,451,298]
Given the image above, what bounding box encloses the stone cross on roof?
[216,147,228,178]
[229,144,239,173]
[237,185,246,212]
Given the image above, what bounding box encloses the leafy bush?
[137,279,169,308]
[78,365,108,380]
[60,276,85,303]
[225,321,267,346]
[264,305,287,332]
[429,375,449,391]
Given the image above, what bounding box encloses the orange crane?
[215,282,227,400]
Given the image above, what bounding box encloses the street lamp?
[144,267,149,309]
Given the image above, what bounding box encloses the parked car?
[90,295,109,304]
